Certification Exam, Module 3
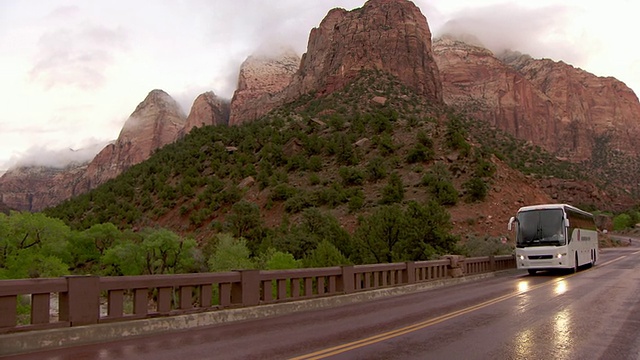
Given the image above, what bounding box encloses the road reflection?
[514,328,534,358]
[517,280,529,293]
[554,280,567,295]
[511,277,573,359]
[553,308,573,357]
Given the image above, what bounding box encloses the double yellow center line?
[291,252,632,360]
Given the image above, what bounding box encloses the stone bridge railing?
[0,255,515,334]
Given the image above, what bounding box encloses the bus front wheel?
[573,253,579,273]
[528,269,537,275]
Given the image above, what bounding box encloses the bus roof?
[517,203,593,216]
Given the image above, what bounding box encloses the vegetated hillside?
[45,70,609,248]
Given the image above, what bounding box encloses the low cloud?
[434,3,585,65]
[8,140,110,170]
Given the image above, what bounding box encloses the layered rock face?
[182,91,230,135]
[503,54,640,160]
[229,0,444,124]
[433,37,640,161]
[0,90,187,211]
[0,165,88,212]
[228,51,300,125]
[287,0,442,102]
[84,89,186,187]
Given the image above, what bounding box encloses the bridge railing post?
[404,262,416,284]
[340,266,355,294]
[59,275,100,326]
[231,270,260,306]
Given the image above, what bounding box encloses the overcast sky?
[1,0,639,173]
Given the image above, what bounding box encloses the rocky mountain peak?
[84,89,187,187]
[183,91,230,135]
[286,0,442,102]
[228,0,444,125]
[228,50,300,125]
[119,89,186,144]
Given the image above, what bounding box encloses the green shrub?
[366,157,387,182]
[339,167,365,186]
[406,143,434,164]
[380,172,404,204]
[270,184,298,202]
[463,177,488,202]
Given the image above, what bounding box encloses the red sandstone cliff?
[433,36,640,162]
[0,90,187,211]
[84,89,186,187]
[0,165,88,212]
[228,51,300,126]
[182,91,229,135]
[229,0,443,125]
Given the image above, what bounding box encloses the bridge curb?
[0,271,510,357]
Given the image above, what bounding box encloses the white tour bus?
[508,204,598,275]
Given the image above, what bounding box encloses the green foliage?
[226,201,262,240]
[354,205,405,263]
[407,143,435,164]
[612,213,633,231]
[339,166,365,186]
[421,164,458,206]
[270,184,298,202]
[303,240,351,268]
[208,234,255,272]
[264,250,301,270]
[354,201,458,264]
[445,115,471,156]
[271,208,353,260]
[366,157,387,182]
[373,134,396,156]
[0,212,72,279]
[102,228,197,275]
[380,172,404,204]
[333,133,358,165]
[307,156,323,172]
[463,177,488,202]
[348,189,365,213]
[67,223,123,273]
[284,193,314,213]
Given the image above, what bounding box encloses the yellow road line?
[290,252,632,360]
[290,279,557,360]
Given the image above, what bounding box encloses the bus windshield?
[516,209,565,247]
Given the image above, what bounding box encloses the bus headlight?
[557,253,567,259]
[518,255,525,260]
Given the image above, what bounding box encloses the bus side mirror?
[508,216,515,231]
[565,218,570,227]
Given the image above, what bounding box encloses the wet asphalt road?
[8,246,640,360]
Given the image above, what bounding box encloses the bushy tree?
[67,223,123,273]
[354,205,405,263]
[102,228,196,275]
[226,201,263,241]
[380,172,404,204]
[0,212,72,279]
[303,240,351,268]
[612,213,633,231]
[353,201,458,264]
[208,234,255,271]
